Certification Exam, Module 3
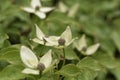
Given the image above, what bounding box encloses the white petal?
[32,38,56,46]
[78,35,87,51]
[35,24,45,40]
[20,46,38,68]
[68,3,79,17]
[22,68,39,75]
[32,36,59,46]
[85,43,100,55]
[58,1,68,13]
[66,38,76,46]
[21,7,34,13]
[32,38,44,45]
[31,0,41,9]
[60,26,72,44]
[40,7,54,13]
[35,11,46,19]
[43,59,58,74]
[73,41,79,49]
[39,50,52,68]
[44,36,60,46]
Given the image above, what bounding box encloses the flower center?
[43,35,49,44]
[35,6,40,11]
[45,35,49,38]
[37,63,45,72]
[58,38,66,45]
[81,47,87,52]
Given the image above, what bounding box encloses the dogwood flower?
[21,0,54,19]
[32,24,60,46]
[20,46,52,75]
[32,25,76,48]
[45,26,76,48]
[74,35,100,55]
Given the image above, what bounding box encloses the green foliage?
[77,57,102,71]
[0,45,21,64]
[0,0,120,80]
[76,68,97,80]
[0,65,25,80]
[57,64,80,77]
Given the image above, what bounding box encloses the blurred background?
[0,0,120,80]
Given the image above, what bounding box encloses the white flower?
[32,24,60,46]
[45,26,76,48]
[74,35,100,55]
[20,46,52,75]
[33,25,76,48]
[21,0,54,19]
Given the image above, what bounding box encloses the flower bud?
[43,35,49,44]
[81,47,87,52]
[60,55,65,60]
[35,6,40,11]
[45,35,49,38]
[58,38,66,45]
[37,63,45,72]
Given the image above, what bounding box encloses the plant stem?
[40,45,45,55]
[39,42,46,56]
[62,48,66,66]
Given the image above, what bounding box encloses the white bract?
[20,46,52,75]
[74,35,100,55]
[21,0,54,19]
[58,1,68,13]
[58,1,79,18]
[32,25,76,48]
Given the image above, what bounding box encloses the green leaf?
[57,64,80,77]
[0,65,25,80]
[64,77,76,80]
[0,30,9,48]
[0,45,21,64]
[111,65,120,80]
[65,46,79,60]
[0,60,9,71]
[47,12,79,28]
[93,52,118,69]
[111,30,120,52]
[0,45,20,54]
[77,68,97,80]
[100,39,115,56]
[77,57,101,71]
